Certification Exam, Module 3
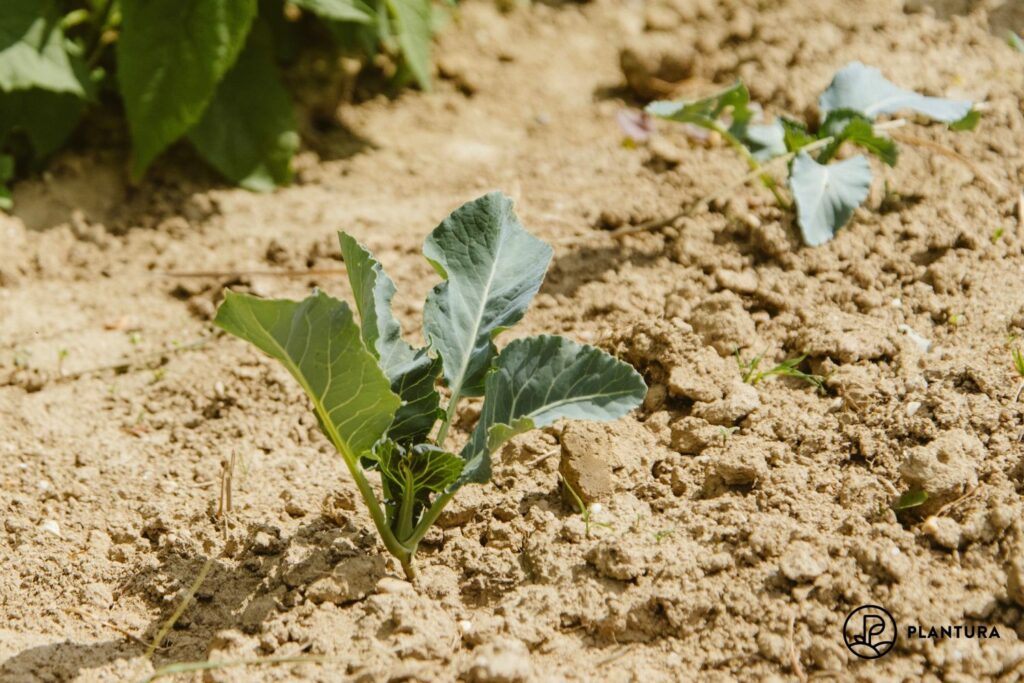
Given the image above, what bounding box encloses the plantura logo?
[843,605,897,659]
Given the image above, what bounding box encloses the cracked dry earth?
[5,0,1024,681]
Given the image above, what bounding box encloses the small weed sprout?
[718,426,739,444]
[647,63,978,245]
[1011,347,1024,402]
[215,194,645,577]
[992,227,1006,244]
[561,474,612,538]
[654,529,674,544]
[736,351,825,392]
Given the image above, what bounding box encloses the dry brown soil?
[4,0,1024,681]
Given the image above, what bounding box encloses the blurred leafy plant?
[0,0,437,205]
[647,63,977,246]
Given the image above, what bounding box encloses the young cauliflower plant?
[647,62,977,246]
[214,193,647,578]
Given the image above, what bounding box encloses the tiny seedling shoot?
[646,62,978,246]
[214,193,647,578]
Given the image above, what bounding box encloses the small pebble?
[41,520,61,537]
[898,324,931,352]
[906,401,922,417]
[459,620,474,634]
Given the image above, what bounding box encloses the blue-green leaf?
[423,192,552,401]
[742,121,787,162]
[819,62,971,123]
[214,289,401,461]
[339,232,441,443]
[789,152,872,247]
[187,28,298,191]
[459,335,647,485]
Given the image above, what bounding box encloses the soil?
[4,0,1024,681]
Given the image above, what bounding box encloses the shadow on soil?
[0,517,378,682]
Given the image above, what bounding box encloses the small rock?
[647,137,685,167]
[693,381,760,425]
[376,577,415,595]
[687,291,758,356]
[715,268,758,295]
[922,516,962,550]
[306,555,385,605]
[284,501,306,518]
[669,416,721,454]
[40,519,61,537]
[250,529,282,556]
[668,365,724,403]
[619,37,695,100]
[779,542,827,582]
[900,429,981,513]
[586,539,645,581]
[710,442,768,486]
[465,638,533,683]
[559,426,614,505]
[792,308,895,363]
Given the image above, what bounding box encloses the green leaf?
[386,0,432,90]
[894,489,928,511]
[339,232,441,443]
[291,0,374,23]
[187,28,298,191]
[1009,31,1024,53]
[819,62,971,123]
[118,0,257,178]
[780,117,816,153]
[423,192,552,402]
[817,110,897,166]
[789,151,872,247]
[0,87,84,160]
[459,335,647,485]
[647,83,789,161]
[950,109,981,132]
[0,0,88,95]
[0,153,13,210]
[646,81,753,131]
[370,440,463,502]
[214,289,401,461]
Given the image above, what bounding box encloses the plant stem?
[346,457,413,568]
[435,388,461,446]
[395,471,416,541]
[86,0,116,68]
[406,491,454,550]
[711,122,789,208]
